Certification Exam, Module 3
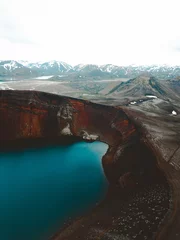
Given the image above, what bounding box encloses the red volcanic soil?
[0,90,178,240]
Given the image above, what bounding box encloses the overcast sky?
[0,0,180,65]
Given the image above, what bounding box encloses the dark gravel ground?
[54,181,170,240]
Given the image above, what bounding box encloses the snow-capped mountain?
[100,64,120,73]
[40,61,72,73]
[0,60,180,80]
[17,60,31,67]
[74,64,99,72]
[73,64,180,79]
[21,60,73,76]
[0,60,23,71]
[0,60,34,78]
[27,60,72,71]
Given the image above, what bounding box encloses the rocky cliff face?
[0,90,178,240]
[0,90,139,182]
[0,90,135,142]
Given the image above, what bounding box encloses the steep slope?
[108,75,180,101]
[163,78,180,97]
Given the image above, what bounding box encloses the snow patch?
[3,61,19,71]
[146,95,157,99]
[35,75,54,79]
[82,93,95,96]
[172,110,177,116]
[130,101,137,105]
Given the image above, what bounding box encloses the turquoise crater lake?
[0,141,108,240]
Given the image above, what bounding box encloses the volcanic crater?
[0,90,178,240]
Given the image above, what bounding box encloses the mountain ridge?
[0,60,180,80]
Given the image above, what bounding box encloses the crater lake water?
[0,141,108,240]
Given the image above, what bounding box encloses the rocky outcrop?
[0,90,178,240]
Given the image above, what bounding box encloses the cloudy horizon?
[1,0,180,66]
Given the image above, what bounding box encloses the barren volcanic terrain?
[0,90,180,239]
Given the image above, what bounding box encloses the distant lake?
[0,141,108,240]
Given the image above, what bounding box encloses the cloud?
[0,1,35,44]
[0,0,180,65]
[171,37,180,52]
[175,47,180,52]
